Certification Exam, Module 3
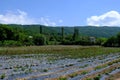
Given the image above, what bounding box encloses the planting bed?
[0,53,120,80]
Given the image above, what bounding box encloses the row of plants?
[56,57,120,80]
[0,52,119,80]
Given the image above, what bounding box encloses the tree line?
[103,33,120,47]
[0,24,120,47]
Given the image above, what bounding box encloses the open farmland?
[0,46,120,80]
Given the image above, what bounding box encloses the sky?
[0,0,120,26]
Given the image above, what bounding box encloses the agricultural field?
[0,46,120,80]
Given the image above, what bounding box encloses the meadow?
[0,45,120,58]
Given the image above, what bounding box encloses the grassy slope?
[0,46,120,58]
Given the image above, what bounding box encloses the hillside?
[7,24,120,38]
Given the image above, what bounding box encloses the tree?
[73,27,79,41]
[40,25,43,34]
[117,32,120,46]
[0,24,14,41]
[103,36,117,47]
[96,38,107,45]
[0,26,7,41]
[61,27,64,41]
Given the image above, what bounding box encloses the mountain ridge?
[5,24,120,38]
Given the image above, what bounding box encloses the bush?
[33,34,46,45]
[0,74,6,79]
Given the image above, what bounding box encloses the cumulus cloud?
[0,10,62,26]
[87,11,120,26]
[0,10,36,25]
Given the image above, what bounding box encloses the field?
[0,46,120,80]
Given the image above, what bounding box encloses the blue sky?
[0,0,120,26]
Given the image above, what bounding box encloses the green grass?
[0,45,120,58]
[58,77,68,80]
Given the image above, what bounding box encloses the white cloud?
[87,11,120,26]
[0,10,36,25]
[0,10,62,26]
[40,17,56,26]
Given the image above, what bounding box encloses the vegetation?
[103,32,120,47]
[69,73,78,78]
[0,46,120,59]
[1,24,120,80]
[0,24,94,46]
[0,73,6,79]
[0,24,32,46]
[33,34,46,45]
[0,24,120,47]
[58,77,67,80]
[93,75,101,80]
[8,24,120,38]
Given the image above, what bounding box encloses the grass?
[58,77,67,80]
[0,45,120,58]
[94,65,107,70]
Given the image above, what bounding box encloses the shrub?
[43,69,48,72]
[0,73,6,79]
[33,34,46,45]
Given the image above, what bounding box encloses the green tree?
[40,25,43,34]
[73,27,79,41]
[0,24,14,41]
[103,36,117,47]
[61,27,64,41]
[117,32,120,46]
[33,34,46,45]
[96,38,107,45]
[0,24,34,46]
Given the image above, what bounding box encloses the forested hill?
[8,24,120,38]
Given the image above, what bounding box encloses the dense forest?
[0,24,120,47]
